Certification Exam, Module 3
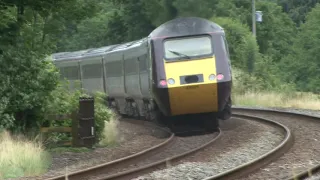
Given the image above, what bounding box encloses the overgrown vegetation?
[0,131,51,179]
[231,68,320,110]
[41,80,117,147]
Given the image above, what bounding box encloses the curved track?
[287,164,320,180]
[40,107,320,180]
[43,120,173,180]
[43,118,221,180]
[44,110,293,180]
[232,107,320,180]
[203,113,293,180]
[44,129,221,180]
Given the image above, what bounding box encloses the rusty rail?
[230,107,320,180]
[204,113,293,180]
[46,107,316,180]
[45,124,174,180]
[96,129,222,180]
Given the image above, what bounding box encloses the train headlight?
[209,74,216,81]
[167,78,175,85]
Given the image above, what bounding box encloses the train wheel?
[204,113,219,132]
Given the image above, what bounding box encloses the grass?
[0,110,120,179]
[231,67,320,110]
[99,112,120,147]
[0,131,51,179]
[233,91,320,110]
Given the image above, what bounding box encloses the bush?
[41,80,117,146]
[0,49,59,133]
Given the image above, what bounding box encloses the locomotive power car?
[52,17,232,131]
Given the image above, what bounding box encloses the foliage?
[254,1,297,62]
[0,0,103,134]
[279,3,320,93]
[41,80,114,145]
[278,0,320,26]
[0,47,59,133]
[211,17,261,72]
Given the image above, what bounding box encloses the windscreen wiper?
[168,50,191,59]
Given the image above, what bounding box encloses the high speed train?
[52,17,232,131]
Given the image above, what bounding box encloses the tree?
[278,0,320,26]
[212,17,261,72]
[0,0,102,132]
[279,3,320,93]
[254,1,297,62]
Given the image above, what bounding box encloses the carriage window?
[124,58,138,75]
[82,64,102,79]
[163,35,213,60]
[63,66,79,80]
[139,54,148,71]
[105,61,122,77]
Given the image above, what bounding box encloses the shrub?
[41,80,117,146]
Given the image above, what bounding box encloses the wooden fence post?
[78,97,95,148]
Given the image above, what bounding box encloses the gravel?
[232,106,320,180]
[13,119,167,180]
[90,133,218,179]
[133,116,285,180]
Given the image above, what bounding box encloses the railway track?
[42,117,222,180]
[201,113,293,180]
[289,164,320,180]
[232,107,320,180]
[42,109,295,180]
[45,131,221,180]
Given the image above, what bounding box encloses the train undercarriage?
[106,95,232,134]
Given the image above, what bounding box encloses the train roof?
[52,38,148,61]
[51,17,222,62]
[52,49,94,61]
[149,17,224,38]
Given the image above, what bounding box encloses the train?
[51,17,232,131]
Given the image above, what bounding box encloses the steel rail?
[203,113,293,180]
[96,128,222,180]
[287,164,320,180]
[232,107,320,180]
[45,122,174,180]
[45,107,310,180]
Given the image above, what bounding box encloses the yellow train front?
[149,17,232,129]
